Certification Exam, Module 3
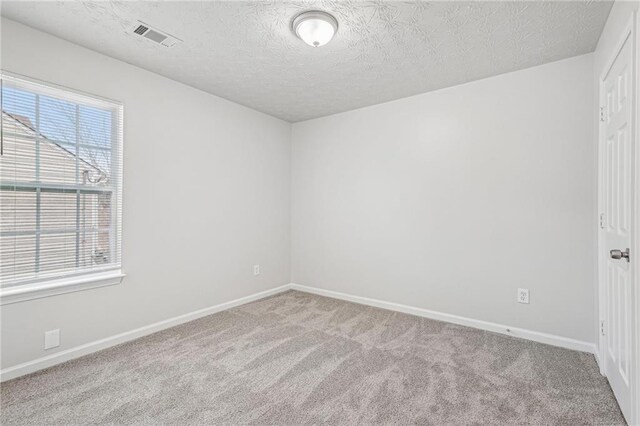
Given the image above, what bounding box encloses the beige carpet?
[0,290,625,425]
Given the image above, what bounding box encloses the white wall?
[291,54,596,343]
[1,14,603,371]
[0,18,291,369]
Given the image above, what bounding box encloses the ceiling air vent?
[129,21,181,47]
[133,24,148,35]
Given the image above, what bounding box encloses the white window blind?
[0,73,123,288]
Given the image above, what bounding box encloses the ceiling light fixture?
[292,10,338,47]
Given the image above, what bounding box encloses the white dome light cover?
[292,10,338,47]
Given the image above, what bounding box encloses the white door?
[601,27,634,423]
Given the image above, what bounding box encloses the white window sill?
[0,271,125,305]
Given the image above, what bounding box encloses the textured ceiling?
[1,1,612,122]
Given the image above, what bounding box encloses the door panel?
[602,30,633,422]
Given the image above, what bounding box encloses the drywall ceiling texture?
[1,1,612,122]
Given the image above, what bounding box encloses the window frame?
[0,71,124,304]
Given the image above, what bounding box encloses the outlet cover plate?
[517,288,530,304]
[44,329,60,350]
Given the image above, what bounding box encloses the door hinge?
[599,213,605,229]
[601,320,606,336]
[600,106,605,122]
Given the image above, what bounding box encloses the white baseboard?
[1,282,598,383]
[0,284,291,382]
[593,346,604,375]
[289,283,597,355]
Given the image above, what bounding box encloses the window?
[0,73,123,296]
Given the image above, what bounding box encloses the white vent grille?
[129,21,181,47]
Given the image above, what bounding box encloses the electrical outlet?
[253,264,260,276]
[517,288,529,304]
[44,329,60,350]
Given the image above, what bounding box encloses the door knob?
[610,248,630,262]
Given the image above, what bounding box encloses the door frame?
[597,10,639,426]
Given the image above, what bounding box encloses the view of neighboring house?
[0,109,113,284]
